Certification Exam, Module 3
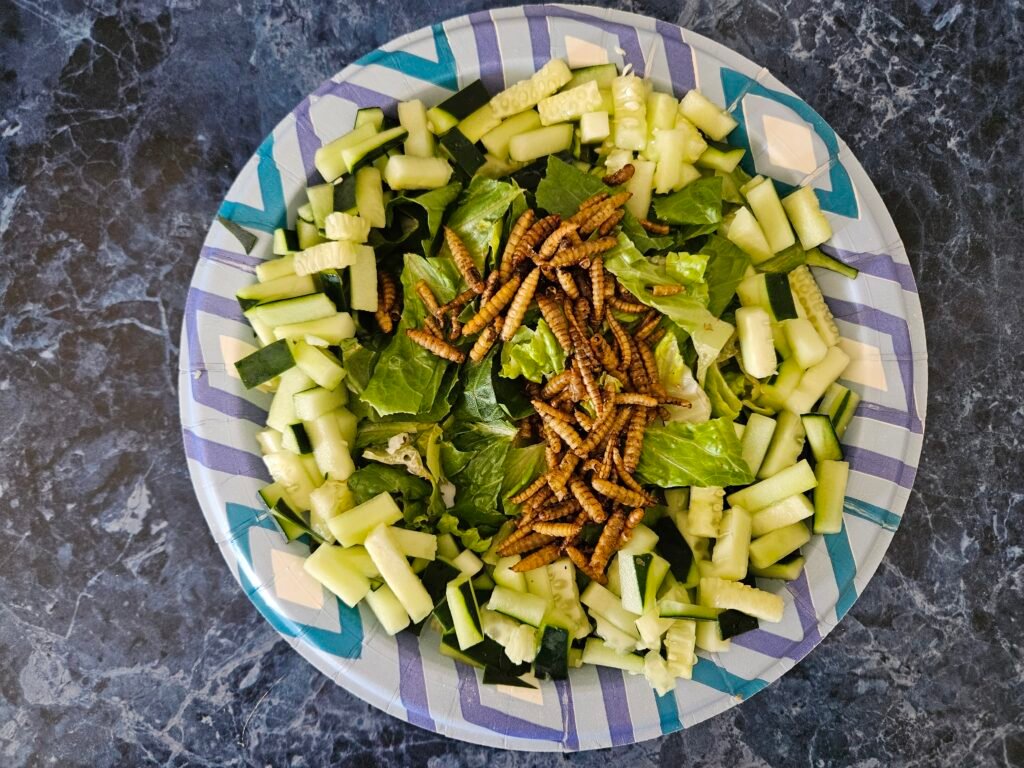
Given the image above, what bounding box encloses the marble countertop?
[1,0,1021,765]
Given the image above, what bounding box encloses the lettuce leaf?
[377,182,462,257]
[444,177,523,272]
[666,251,709,283]
[360,253,463,416]
[500,443,547,514]
[635,418,753,488]
[700,235,750,316]
[604,233,715,334]
[347,464,432,528]
[499,319,565,383]
[654,333,711,423]
[652,177,723,229]
[704,361,743,420]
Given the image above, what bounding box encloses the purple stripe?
[524,5,646,76]
[293,99,324,184]
[844,445,918,490]
[828,296,924,435]
[821,244,918,294]
[184,288,270,425]
[468,11,504,92]
[453,663,569,743]
[595,666,634,747]
[395,631,436,732]
[654,19,696,94]
[554,678,579,751]
[854,402,920,431]
[314,79,398,112]
[183,428,266,479]
[200,245,261,271]
[733,571,822,661]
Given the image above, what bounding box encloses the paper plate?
[179,3,927,751]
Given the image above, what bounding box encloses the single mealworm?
[508,474,548,506]
[375,271,398,333]
[500,209,535,282]
[611,448,648,496]
[556,268,580,299]
[534,498,580,522]
[604,312,633,369]
[639,218,671,235]
[634,311,662,340]
[538,411,584,452]
[547,451,580,499]
[570,478,607,523]
[602,163,635,186]
[538,221,580,260]
[590,257,606,324]
[544,237,617,269]
[440,288,476,318]
[479,270,500,305]
[589,510,626,572]
[614,392,659,407]
[511,543,561,572]
[531,521,579,537]
[541,368,573,398]
[622,406,648,472]
[443,226,485,294]
[574,409,594,432]
[566,545,608,584]
[463,274,522,335]
[405,328,465,363]
[498,532,556,557]
[607,294,648,314]
[422,315,443,338]
[650,284,684,297]
[578,191,609,212]
[532,399,575,423]
[415,279,442,318]
[618,508,647,546]
[536,292,573,353]
[597,208,625,236]
[501,267,541,340]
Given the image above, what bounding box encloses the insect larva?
[467,317,499,362]
[646,328,665,346]
[514,214,561,267]
[650,284,684,297]
[566,545,608,584]
[597,208,625,236]
[622,406,648,472]
[537,292,573,353]
[602,163,635,186]
[538,410,584,452]
[547,452,581,498]
[500,267,541,340]
[532,399,575,424]
[440,288,476,319]
[405,328,465,363]
[422,315,444,338]
[443,226,485,294]
[614,392,659,407]
[570,191,631,226]
[607,294,648,314]
[415,279,442,318]
[591,333,619,372]
[555,269,580,299]
[639,218,671,235]
[636,340,665,396]
[449,316,463,341]
[499,532,557,557]
[511,543,561,572]
[500,209,536,282]
[574,404,619,457]
[599,440,616,480]
[634,311,662,341]
[540,368,573,398]
[544,237,617,269]
[538,221,580,259]
[480,271,500,305]
[589,510,626,572]
[619,508,647,546]
[531,521,579,537]
[604,312,633,369]
[570,478,607,523]
[575,410,594,432]
[578,191,609,212]
[611,448,648,497]
[375,271,398,333]
[535,499,579,522]
[509,474,549,505]
[463,274,522,335]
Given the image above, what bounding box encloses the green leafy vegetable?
[349,464,431,506]
[666,252,709,283]
[500,443,547,513]
[604,234,714,334]
[499,319,566,383]
[381,182,462,256]
[652,177,723,229]
[700,235,750,316]
[444,177,523,272]
[654,333,711,423]
[691,316,735,386]
[704,361,743,420]
[453,352,508,424]
[635,418,753,488]
[755,242,806,274]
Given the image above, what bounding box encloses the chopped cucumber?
[750,493,815,537]
[538,80,603,126]
[480,110,542,159]
[491,59,572,118]
[728,459,818,511]
[782,186,833,250]
[679,90,737,141]
[326,493,402,547]
[802,413,844,462]
[304,544,372,607]
[487,585,548,627]
[446,576,484,650]
[365,524,434,623]
[744,177,796,253]
[699,576,784,622]
[581,638,644,674]
[508,124,573,163]
[758,409,806,479]
[749,521,811,569]
[383,155,453,190]
[366,583,411,635]
[813,459,849,534]
[390,527,437,560]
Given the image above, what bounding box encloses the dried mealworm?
[607,294,648,314]
[514,214,561,266]
[575,409,595,432]
[574,296,591,328]
[449,316,463,341]
[570,191,631,226]
[547,452,581,499]
[500,209,535,282]
[440,288,476,318]
[622,407,648,472]
[499,525,534,553]
[639,218,671,235]
[613,392,659,407]
[604,312,633,369]
[578,191,609,212]
[556,268,580,299]
[501,267,541,341]
[590,257,606,323]
[591,334,619,372]
[444,226,485,294]
[536,292,573,353]
[541,369,573,398]
[566,545,608,584]
[541,421,562,455]
[535,498,580,522]
[422,315,444,338]
[499,532,556,557]
[581,457,603,475]
[480,270,500,305]
[634,311,662,340]
[516,417,535,442]
[598,440,616,480]
[510,474,548,505]
[619,508,647,546]
[544,237,617,269]
[538,221,580,260]
[611,448,648,497]
[463,274,522,335]
[636,340,665,395]
[646,328,665,346]
[597,208,625,236]
[405,328,465,363]
[570,478,607,523]
[602,163,635,186]
[650,283,684,297]
[574,403,620,457]
[590,511,627,572]
[532,399,575,423]
[531,521,579,537]
[415,279,442,318]
[375,271,398,333]
[512,543,561,572]
[538,411,585,452]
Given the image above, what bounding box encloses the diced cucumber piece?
[749,522,812,569]
[679,90,737,141]
[480,109,542,159]
[687,486,725,538]
[383,155,453,190]
[658,600,719,621]
[725,206,773,264]
[324,212,370,243]
[281,423,312,455]
[314,123,378,182]
[817,382,861,439]
[784,345,850,414]
[635,607,675,650]
[534,626,570,680]
[436,79,491,122]
[493,556,528,592]
[304,545,373,607]
[491,59,572,118]
[296,218,325,250]
[545,559,590,639]
[728,459,818,511]
[508,123,573,163]
[646,91,679,135]
[709,506,752,580]
[740,413,777,476]
[340,126,408,173]
[249,294,337,332]
[446,577,484,650]
[354,166,386,229]
[236,273,317,310]
[354,107,385,130]
[757,358,804,411]
[696,145,745,173]
[451,549,484,577]
[272,228,299,257]
[735,306,777,379]
[564,62,619,91]
[327,492,402,547]
[435,533,460,561]
[737,272,799,322]
[802,413,843,462]
[293,240,362,276]
[256,430,284,455]
[611,74,648,151]
[581,581,641,636]
[751,554,806,581]
[579,110,610,144]
[619,553,669,615]
[592,611,639,652]
[487,585,548,627]
[783,317,829,369]
[699,576,784,623]
[744,177,796,253]
[334,407,357,446]
[389,527,437,561]
[458,102,502,142]
[365,524,434,623]
[398,99,435,158]
[694,617,731,652]
[718,609,759,639]
[789,265,841,347]
[538,80,603,125]
[308,479,354,542]
[275,313,355,346]
[750,493,815,537]
[619,523,659,555]
[292,341,346,390]
[624,158,656,220]
[782,186,833,250]
[263,450,317,510]
[305,411,354,481]
[234,339,294,389]
[258,255,296,283]
[758,409,806,479]
[581,638,644,674]
[813,459,849,534]
[664,620,697,677]
[266,367,314,432]
[651,126,689,193]
[366,583,410,635]
[348,243,378,312]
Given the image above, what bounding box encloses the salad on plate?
[229,58,860,692]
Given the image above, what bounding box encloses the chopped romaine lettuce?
[635,418,754,488]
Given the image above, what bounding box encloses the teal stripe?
[844,496,901,531]
[356,23,458,90]
[654,690,682,734]
[824,521,858,620]
[217,134,286,233]
[691,657,768,700]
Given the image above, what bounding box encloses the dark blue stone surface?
[1,1,1021,765]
